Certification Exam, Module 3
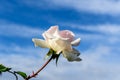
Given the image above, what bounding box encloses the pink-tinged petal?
[42,25,59,40]
[71,38,81,46]
[46,25,59,35]
[32,38,50,48]
[59,30,75,42]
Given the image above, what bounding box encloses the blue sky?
[0,0,120,80]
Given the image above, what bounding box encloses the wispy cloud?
[0,22,120,80]
[0,44,120,80]
[52,0,120,15]
[0,20,44,38]
[0,37,120,80]
[0,0,120,80]
[56,22,120,45]
[80,45,120,80]
[18,0,120,15]
[69,24,120,35]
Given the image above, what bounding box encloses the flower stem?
[8,71,18,80]
[25,56,53,80]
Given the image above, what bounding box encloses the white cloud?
[60,22,120,35]
[51,0,120,15]
[0,22,120,80]
[82,45,120,80]
[0,44,120,80]
[19,0,120,15]
[0,21,44,38]
[0,28,120,80]
[0,20,120,80]
[59,23,120,45]
[85,25,120,35]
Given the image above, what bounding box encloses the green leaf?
[55,53,61,66]
[45,49,61,66]
[15,71,27,79]
[0,71,2,75]
[44,49,54,60]
[51,51,61,66]
[0,64,11,72]
[0,64,6,68]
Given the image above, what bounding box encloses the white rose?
[32,26,81,61]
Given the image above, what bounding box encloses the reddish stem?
[25,56,53,80]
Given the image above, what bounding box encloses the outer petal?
[42,32,54,40]
[32,38,50,48]
[62,48,81,62]
[42,26,59,40]
[46,25,58,35]
[71,38,81,46]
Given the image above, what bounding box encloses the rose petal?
[59,30,75,42]
[62,48,81,62]
[42,26,59,40]
[55,38,72,51]
[42,32,54,40]
[32,25,82,62]
[32,38,49,48]
[48,39,63,52]
[47,26,58,35]
[47,38,72,54]
[71,38,81,46]
[72,48,80,56]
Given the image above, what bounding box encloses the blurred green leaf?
[0,64,11,72]
[15,71,27,79]
[0,64,6,70]
[44,49,54,60]
[55,53,61,66]
[0,71,2,75]
[51,51,61,66]
[45,49,61,66]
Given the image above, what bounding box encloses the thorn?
[32,71,34,75]
[32,71,37,77]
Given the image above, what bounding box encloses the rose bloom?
[32,26,81,62]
